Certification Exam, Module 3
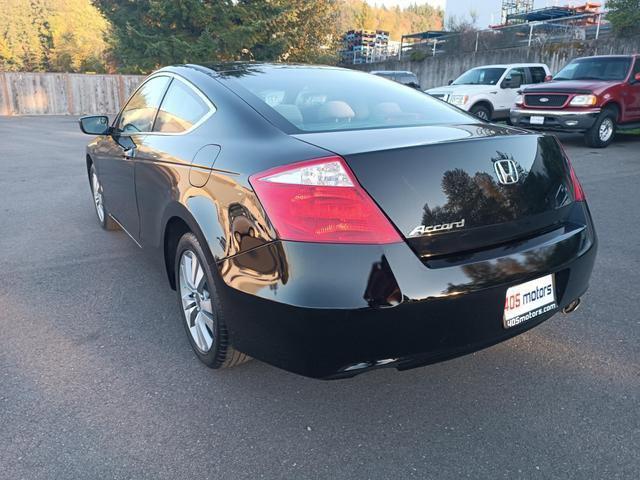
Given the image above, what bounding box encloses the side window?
[399,74,418,85]
[377,73,394,81]
[633,59,640,77]
[504,67,526,88]
[529,67,547,84]
[117,76,170,134]
[154,79,213,134]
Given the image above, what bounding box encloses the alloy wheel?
[91,171,105,223]
[179,250,215,352]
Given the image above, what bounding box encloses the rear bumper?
[215,203,597,379]
[510,107,601,132]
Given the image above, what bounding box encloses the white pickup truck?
[426,63,551,121]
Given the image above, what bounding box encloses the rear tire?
[470,104,491,121]
[89,164,119,231]
[175,232,250,369]
[585,107,617,148]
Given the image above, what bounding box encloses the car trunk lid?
[293,124,578,259]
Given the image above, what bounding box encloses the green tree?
[606,0,640,36]
[0,0,47,70]
[0,0,110,72]
[336,1,443,40]
[48,0,111,72]
[95,0,227,73]
[95,0,340,72]
[242,0,340,63]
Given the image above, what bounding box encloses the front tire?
[89,164,119,230]
[175,232,250,369]
[585,107,617,148]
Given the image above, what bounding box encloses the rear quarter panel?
[133,67,333,265]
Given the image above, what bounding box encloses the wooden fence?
[0,72,145,116]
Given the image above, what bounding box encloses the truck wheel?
[585,107,617,148]
[470,104,491,121]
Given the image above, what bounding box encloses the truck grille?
[524,94,568,108]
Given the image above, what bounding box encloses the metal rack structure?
[501,0,535,25]
[341,29,391,65]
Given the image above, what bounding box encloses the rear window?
[373,72,395,79]
[529,67,547,83]
[226,67,472,133]
[398,74,419,84]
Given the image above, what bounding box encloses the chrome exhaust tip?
[562,298,581,314]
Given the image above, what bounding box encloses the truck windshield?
[452,68,505,85]
[554,57,632,81]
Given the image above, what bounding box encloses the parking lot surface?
[0,116,639,479]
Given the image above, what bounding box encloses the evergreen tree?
[606,0,640,37]
[242,0,340,63]
[96,0,340,71]
[0,0,443,73]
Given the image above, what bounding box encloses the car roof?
[191,62,348,76]
[572,54,636,60]
[469,63,548,69]
[370,70,415,75]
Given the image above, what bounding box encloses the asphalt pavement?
[0,116,638,479]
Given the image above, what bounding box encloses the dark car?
[79,63,596,379]
[511,55,640,147]
[371,70,421,89]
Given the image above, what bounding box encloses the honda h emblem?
[494,159,520,185]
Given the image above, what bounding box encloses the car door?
[97,75,171,240]
[494,67,526,112]
[133,76,217,247]
[626,58,640,121]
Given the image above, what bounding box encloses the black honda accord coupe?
[79,63,596,379]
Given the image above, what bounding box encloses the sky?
[370,1,591,29]
[445,0,568,28]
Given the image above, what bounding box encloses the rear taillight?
[559,141,585,202]
[250,156,401,244]
[569,163,585,201]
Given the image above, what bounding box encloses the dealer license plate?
[503,274,557,329]
[530,115,545,125]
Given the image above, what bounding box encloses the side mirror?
[544,75,553,82]
[448,79,453,85]
[79,115,110,135]
[633,72,640,83]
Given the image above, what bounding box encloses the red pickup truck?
[510,55,640,147]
